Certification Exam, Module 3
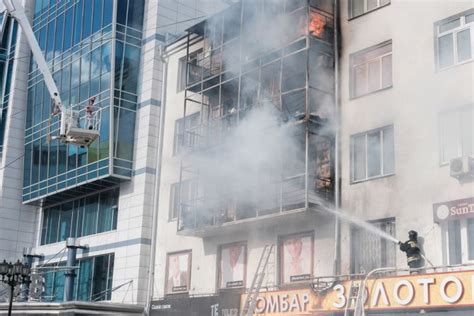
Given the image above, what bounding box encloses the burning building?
[152,0,474,315]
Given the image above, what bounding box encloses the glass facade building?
[42,253,115,302]
[41,187,119,245]
[22,0,144,204]
[0,12,18,158]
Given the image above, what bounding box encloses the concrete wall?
[339,0,474,273]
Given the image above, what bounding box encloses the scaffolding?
[177,0,336,235]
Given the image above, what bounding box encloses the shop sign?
[433,197,474,222]
[241,269,474,315]
[151,292,240,316]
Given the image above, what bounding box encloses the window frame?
[437,104,474,165]
[350,217,396,274]
[173,112,201,156]
[434,9,474,71]
[349,40,393,99]
[348,0,391,20]
[350,125,395,184]
[444,218,474,265]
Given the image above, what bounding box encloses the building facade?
[0,0,228,311]
[152,0,474,315]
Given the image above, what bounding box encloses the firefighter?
[399,230,423,270]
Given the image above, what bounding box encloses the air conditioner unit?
[450,156,474,180]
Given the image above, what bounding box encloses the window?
[42,253,114,302]
[446,218,474,264]
[177,56,187,92]
[279,232,314,284]
[435,9,474,70]
[169,179,197,221]
[349,0,390,19]
[350,41,392,98]
[351,218,396,273]
[351,125,394,183]
[173,112,200,155]
[41,188,119,245]
[439,105,473,163]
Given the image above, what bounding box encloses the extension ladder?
[240,244,274,316]
[344,280,365,316]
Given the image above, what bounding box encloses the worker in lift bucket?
[399,230,423,271]
[85,97,96,130]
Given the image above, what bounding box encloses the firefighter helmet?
[408,230,418,240]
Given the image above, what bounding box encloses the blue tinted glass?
[103,0,113,27]
[77,258,92,300]
[82,0,92,40]
[67,144,77,171]
[58,142,67,174]
[97,189,117,233]
[92,0,103,33]
[55,13,64,53]
[63,7,73,51]
[99,107,109,159]
[40,137,48,181]
[73,1,83,45]
[48,139,58,177]
[92,255,109,300]
[31,140,39,183]
[82,195,98,236]
[24,143,32,187]
[117,0,127,25]
[59,202,73,241]
[46,20,55,61]
[41,209,49,245]
[53,267,65,301]
[127,0,144,30]
[101,42,111,74]
[47,207,60,244]
[115,108,135,161]
[121,44,140,94]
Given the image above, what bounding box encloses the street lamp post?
[0,259,31,316]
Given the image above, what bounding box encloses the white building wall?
[339,0,474,273]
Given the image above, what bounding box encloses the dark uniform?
[399,230,422,269]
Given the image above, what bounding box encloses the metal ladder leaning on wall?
[344,279,365,316]
[240,244,274,316]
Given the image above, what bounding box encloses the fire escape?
[177,0,336,236]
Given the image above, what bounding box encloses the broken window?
[350,41,392,98]
[309,9,334,43]
[223,6,241,43]
[285,8,307,43]
[282,51,306,92]
[351,218,396,273]
[187,49,204,86]
[260,61,281,108]
[240,71,259,114]
[174,112,201,155]
[314,138,333,199]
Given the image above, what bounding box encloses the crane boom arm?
[2,0,63,111]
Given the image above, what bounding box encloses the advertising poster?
[220,243,246,289]
[166,251,191,294]
[280,233,313,283]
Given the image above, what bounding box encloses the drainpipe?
[64,238,87,301]
[144,44,168,316]
[333,0,341,276]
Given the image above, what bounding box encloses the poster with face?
[281,233,313,283]
[166,251,191,294]
[219,243,246,289]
